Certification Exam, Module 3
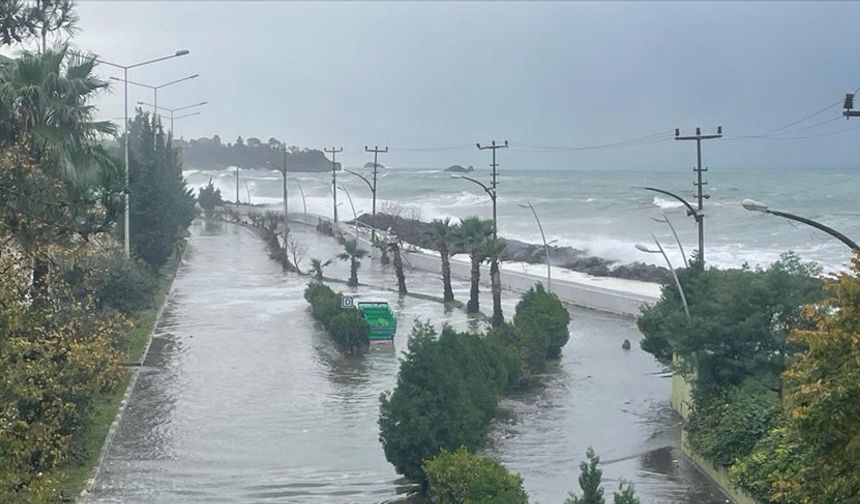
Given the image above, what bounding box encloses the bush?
[423,448,528,504]
[62,250,157,315]
[197,178,222,218]
[328,310,370,349]
[379,321,508,486]
[687,383,781,467]
[513,283,571,359]
[304,282,369,352]
[730,425,807,503]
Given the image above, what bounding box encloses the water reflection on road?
[88,221,726,503]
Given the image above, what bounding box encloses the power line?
[509,129,678,152]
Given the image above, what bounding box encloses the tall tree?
[457,216,492,314]
[127,110,194,269]
[485,237,508,326]
[427,217,459,303]
[566,447,605,504]
[779,256,860,502]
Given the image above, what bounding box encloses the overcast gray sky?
[13,1,860,169]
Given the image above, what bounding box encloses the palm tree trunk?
[392,244,407,295]
[349,258,359,287]
[490,258,503,326]
[441,250,454,303]
[467,254,481,313]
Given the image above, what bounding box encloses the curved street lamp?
[288,177,307,221]
[650,214,688,268]
[741,199,858,252]
[337,185,359,237]
[636,234,691,321]
[137,100,207,135]
[643,186,704,267]
[345,169,375,238]
[518,201,554,292]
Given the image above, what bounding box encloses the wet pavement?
[87,220,727,503]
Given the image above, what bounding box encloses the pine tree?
[566,447,605,504]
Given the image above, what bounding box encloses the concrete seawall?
[291,212,660,317]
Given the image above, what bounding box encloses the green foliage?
[337,237,367,287]
[197,178,222,218]
[775,257,860,503]
[513,283,571,360]
[638,253,823,395]
[566,447,605,504]
[0,250,125,501]
[730,425,808,503]
[457,216,493,313]
[304,282,370,351]
[613,481,640,504]
[309,257,332,280]
[423,448,528,504]
[127,110,195,269]
[378,321,508,485]
[61,248,156,315]
[687,383,781,467]
[328,310,370,349]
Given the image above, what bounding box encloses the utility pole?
[235,165,240,209]
[282,145,289,245]
[476,140,508,242]
[364,145,388,242]
[477,139,508,327]
[674,127,721,266]
[324,147,343,223]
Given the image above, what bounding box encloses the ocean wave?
[652,196,685,210]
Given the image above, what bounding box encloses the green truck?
[356,301,397,344]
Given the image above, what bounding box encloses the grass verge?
[55,246,185,498]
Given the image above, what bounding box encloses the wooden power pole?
[674,127,721,266]
[324,147,343,223]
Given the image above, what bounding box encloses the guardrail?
[291,213,659,317]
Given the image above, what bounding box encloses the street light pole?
[137,100,207,138]
[636,235,691,321]
[519,201,553,291]
[345,168,375,234]
[85,49,190,257]
[288,177,307,221]
[651,214,688,268]
[110,73,198,144]
[338,185,359,237]
[741,199,859,253]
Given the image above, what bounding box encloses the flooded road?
[88,220,726,503]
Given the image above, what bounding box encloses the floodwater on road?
[87,220,727,503]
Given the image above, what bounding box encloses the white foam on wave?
[652,196,685,210]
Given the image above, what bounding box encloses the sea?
[183,165,859,274]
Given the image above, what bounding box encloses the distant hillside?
[178,136,340,172]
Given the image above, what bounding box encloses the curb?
[78,239,189,503]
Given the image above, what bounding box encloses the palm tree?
[457,216,493,314]
[338,238,368,287]
[0,45,118,292]
[484,237,508,327]
[388,237,407,296]
[372,235,390,265]
[310,257,332,280]
[427,217,459,303]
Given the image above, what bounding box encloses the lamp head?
[741,199,769,213]
[635,243,655,253]
[175,50,190,56]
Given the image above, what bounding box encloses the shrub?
[62,250,157,315]
[328,310,370,350]
[730,424,807,503]
[513,283,571,359]
[423,448,528,504]
[687,383,781,467]
[379,321,507,486]
[304,282,369,351]
[197,178,222,218]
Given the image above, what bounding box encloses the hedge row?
[304,282,369,352]
[379,283,572,488]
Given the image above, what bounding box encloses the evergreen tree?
[127,110,194,269]
[566,447,605,504]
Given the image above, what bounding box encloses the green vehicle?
[356,301,397,344]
